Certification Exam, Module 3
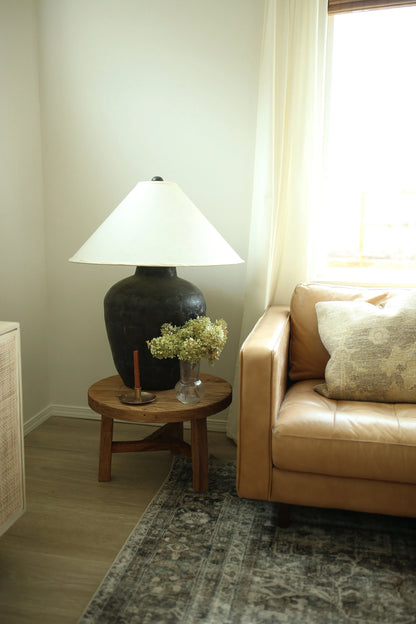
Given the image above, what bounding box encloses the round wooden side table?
[88,374,232,492]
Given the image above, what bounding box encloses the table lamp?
[69,177,244,390]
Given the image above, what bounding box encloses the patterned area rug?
[79,458,416,624]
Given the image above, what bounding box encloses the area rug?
[78,458,416,624]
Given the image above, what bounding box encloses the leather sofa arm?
[237,305,290,500]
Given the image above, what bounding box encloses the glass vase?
[175,360,205,404]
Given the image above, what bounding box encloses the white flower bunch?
[147,316,228,364]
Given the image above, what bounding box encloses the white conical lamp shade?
[69,180,244,267]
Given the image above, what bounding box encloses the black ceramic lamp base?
[104,266,206,391]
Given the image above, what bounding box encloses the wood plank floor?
[0,416,236,623]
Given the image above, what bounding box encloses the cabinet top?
[0,321,20,336]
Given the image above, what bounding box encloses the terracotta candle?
[133,350,141,388]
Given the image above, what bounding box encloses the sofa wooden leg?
[278,503,291,528]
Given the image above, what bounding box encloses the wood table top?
[88,374,232,424]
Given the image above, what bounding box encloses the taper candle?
[133,350,141,388]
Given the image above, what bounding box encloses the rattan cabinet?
[0,322,25,536]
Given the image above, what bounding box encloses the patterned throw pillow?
[314,293,416,403]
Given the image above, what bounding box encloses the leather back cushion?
[288,283,394,381]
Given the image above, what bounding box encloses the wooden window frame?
[328,1,416,14]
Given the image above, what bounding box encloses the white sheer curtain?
[227,0,332,441]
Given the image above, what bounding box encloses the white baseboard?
[24,403,228,434]
[24,405,54,436]
[48,404,100,421]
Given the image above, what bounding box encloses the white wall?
[38,0,264,420]
[0,0,49,423]
[0,0,263,427]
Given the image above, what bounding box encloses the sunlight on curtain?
[227,0,332,441]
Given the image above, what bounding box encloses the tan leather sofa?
[237,283,416,524]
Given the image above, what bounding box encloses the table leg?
[99,415,113,482]
[191,417,208,492]
[169,421,184,447]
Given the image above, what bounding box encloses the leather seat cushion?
[272,380,416,484]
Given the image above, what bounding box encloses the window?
[313,6,416,285]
